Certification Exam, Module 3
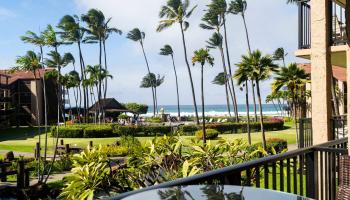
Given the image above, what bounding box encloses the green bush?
[83,125,113,138]
[195,129,219,140]
[179,125,199,135]
[123,103,148,114]
[50,126,84,138]
[112,125,172,136]
[145,116,162,123]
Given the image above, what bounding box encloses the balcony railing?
[298,0,347,49]
[112,138,348,200]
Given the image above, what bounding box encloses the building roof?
[298,63,346,82]
[0,68,54,85]
[89,98,133,113]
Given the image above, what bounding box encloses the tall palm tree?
[234,63,252,145]
[239,50,279,150]
[192,48,214,144]
[58,15,88,121]
[101,18,122,100]
[20,30,50,164]
[15,51,43,182]
[206,32,231,116]
[157,0,200,124]
[81,9,105,104]
[127,28,156,115]
[160,44,181,119]
[140,73,164,112]
[273,47,288,67]
[67,70,81,118]
[206,0,239,121]
[272,63,310,146]
[44,51,75,183]
[229,0,258,122]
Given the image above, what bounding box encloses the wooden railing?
[0,159,35,189]
[112,138,348,200]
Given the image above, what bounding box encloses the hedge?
[113,125,172,136]
[195,129,219,140]
[254,138,288,154]
[51,124,114,138]
[179,120,284,135]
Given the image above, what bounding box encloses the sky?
[0,0,305,106]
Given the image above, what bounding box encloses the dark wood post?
[299,119,304,148]
[17,160,25,189]
[60,139,64,146]
[306,151,316,198]
[0,164,7,182]
[65,144,70,154]
[35,142,40,159]
[89,141,93,147]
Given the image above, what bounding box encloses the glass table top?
[121,185,313,200]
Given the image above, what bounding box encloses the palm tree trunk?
[201,65,206,144]
[155,86,158,114]
[242,14,252,53]
[98,39,102,123]
[78,42,87,122]
[33,71,42,182]
[179,22,199,125]
[250,81,257,121]
[219,46,231,116]
[103,39,108,100]
[271,100,279,116]
[223,18,238,121]
[140,42,156,116]
[256,80,266,150]
[39,46,49,180]
[292,92,299,147]
[245,81,251,145]
[171,55,181,119]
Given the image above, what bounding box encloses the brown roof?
[298,63,347,82]
[0,68,54,85]
[89,98,134,113]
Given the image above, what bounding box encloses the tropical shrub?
[145,116,162,123]
[59,146,111,199]
[195,129,219,140]
[254,138,288,154]
[118,114,129,120]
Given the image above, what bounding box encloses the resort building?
[295,0,349,144]
[298,63,347,117]
[0,69,58,126]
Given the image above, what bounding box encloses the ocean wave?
[141,111,285,117]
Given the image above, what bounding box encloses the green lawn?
[0,124,297,154]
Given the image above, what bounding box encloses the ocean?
[144,104,286,117]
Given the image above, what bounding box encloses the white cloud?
[73,0,299,105]
[0,7,16,19]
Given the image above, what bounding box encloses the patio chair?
[336,156,350,200]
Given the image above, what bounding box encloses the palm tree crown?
[15,51,42,72]
[157,0,197,32]
[212,72,226,85]
[192,48,214,67]
[272,63,309,93]
[127,28,145,43]
[159,44,174,56]
[229,0,247,15]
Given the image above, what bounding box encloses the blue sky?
[0,0,305,106]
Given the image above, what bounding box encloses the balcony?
[298,0,347,50]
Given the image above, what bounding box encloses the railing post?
[0,164,7,182]
[35,142,40,160]
[65,144,70,154]
[299,119,305,148]
[306,151,316,198]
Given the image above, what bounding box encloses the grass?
[0,123,297,154]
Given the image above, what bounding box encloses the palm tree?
[127,28,156,115]
[160,44,181,119]
[67,70,81,118]
[157,0,200,124]
[212,72,226,85]
[206,32,231,116]
[234,63,252,145]
[206,0,239,121]
[229,0,258,122]
[140,73,164,111]
[15,51,43,182]
[20,30,50,165]
[239,50,279,149]
[192,48,214,144]
[81,9,105,104]
[273,47,288,67]
[272,63,310,146]
[44,51,75,183]
[101,18,122,101]
[58,15,88,121]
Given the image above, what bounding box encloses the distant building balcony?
[298,0,347,49]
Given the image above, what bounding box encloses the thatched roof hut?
[89,98,134,114]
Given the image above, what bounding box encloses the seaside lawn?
[0,124,296,154]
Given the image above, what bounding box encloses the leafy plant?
[195,129,219,140]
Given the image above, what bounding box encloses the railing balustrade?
[112,138,348,200]
[298,0,347,49]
